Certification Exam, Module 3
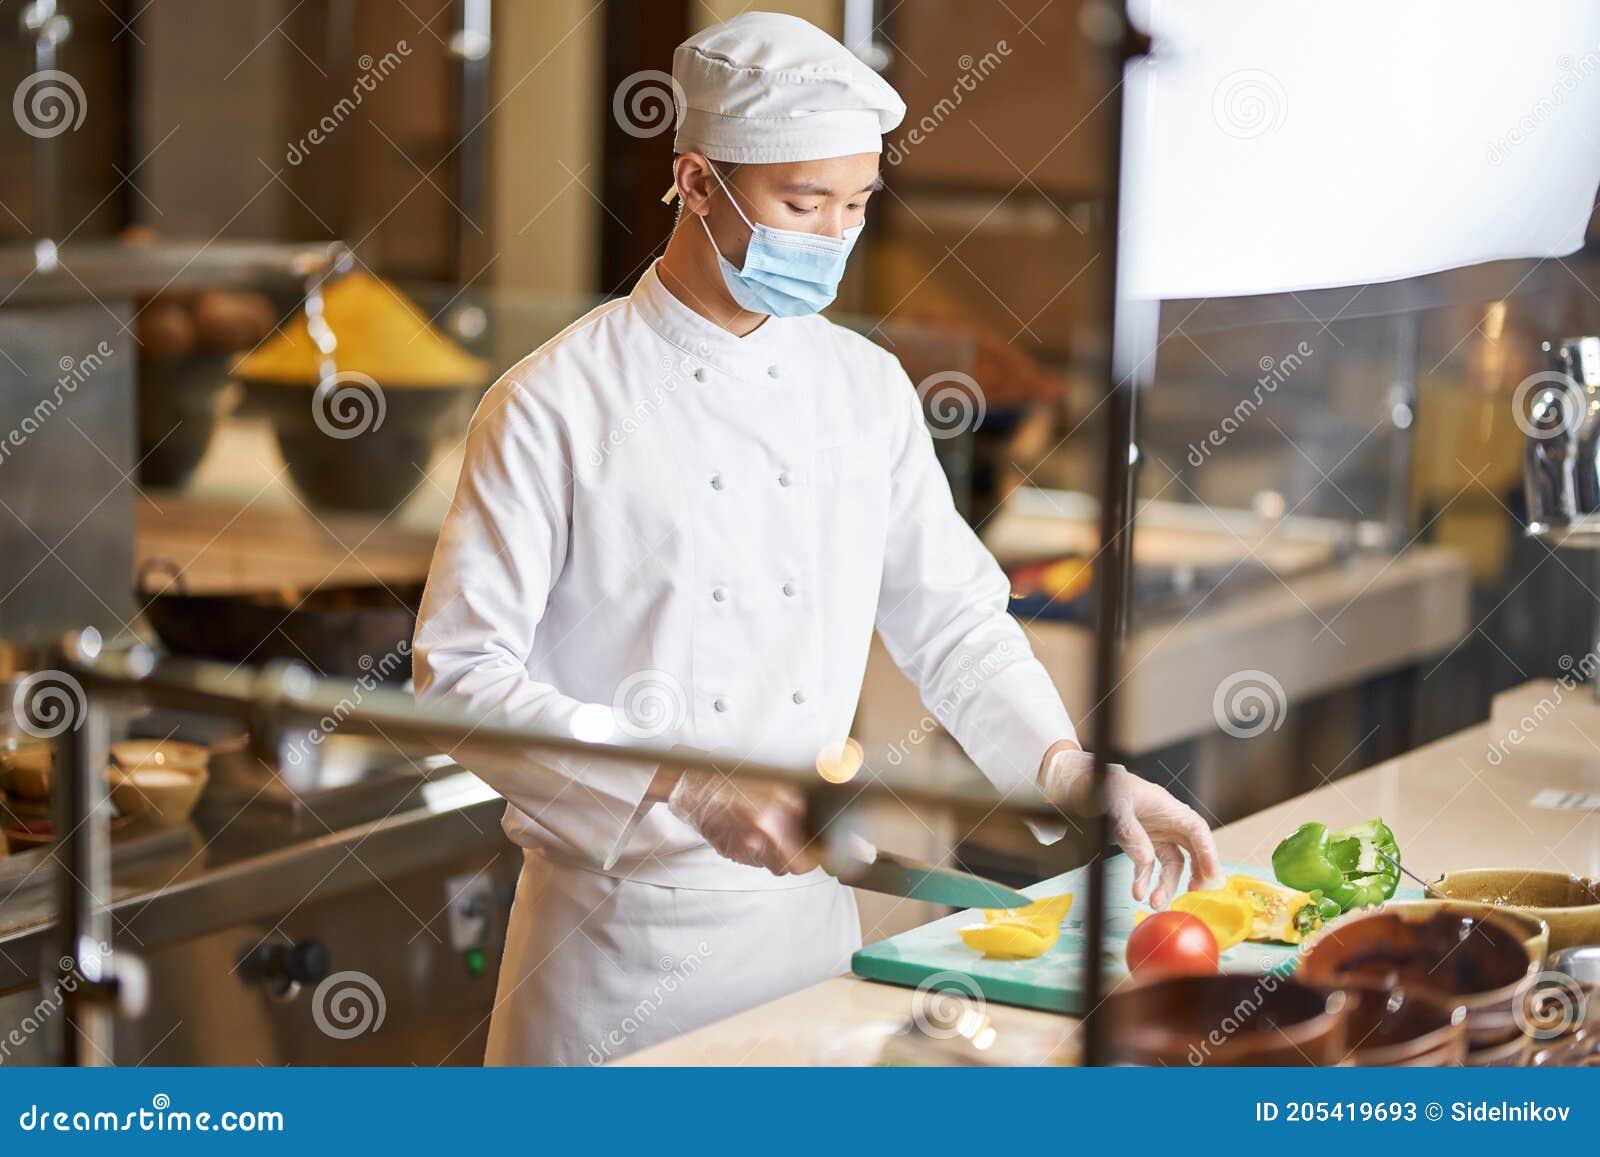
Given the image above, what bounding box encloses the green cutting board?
[851,857,1422,1014]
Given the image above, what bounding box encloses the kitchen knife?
[826,843,1032,910]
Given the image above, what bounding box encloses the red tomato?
[1125,911,1219,977]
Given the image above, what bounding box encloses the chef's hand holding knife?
[647,749,819,876]
[1038,742,1224,910]
[649,741,1222,905]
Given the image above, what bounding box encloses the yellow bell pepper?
[1223,874,1326,944]
[1169,889,1254,951]
[958,893,1074,960]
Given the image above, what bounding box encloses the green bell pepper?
[1271,818,1401,912]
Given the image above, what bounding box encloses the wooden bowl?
[1102,973,1350,1066]
[1432,868,1600,953]
[1384,899,1549,970]
[1300,907,1537,1048]
[0,740,54,799]
[1336,984,1468,1067]
[1465,1031,1531,1066]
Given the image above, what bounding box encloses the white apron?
[485,851,860,1065]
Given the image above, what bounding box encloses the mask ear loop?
[704,160,758,233]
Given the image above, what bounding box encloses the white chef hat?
[671,12,906,165]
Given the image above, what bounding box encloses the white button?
[777,470,792,487]
[781,581,797,597]
[712,586,728,602]
[694,367,707,382]
[710,473,724,490]
[713,697,729,713]
[791,690,807,704]
[767,365,780,379]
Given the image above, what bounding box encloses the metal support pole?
[1080,0,1148,1067]
[49,657,116,1065]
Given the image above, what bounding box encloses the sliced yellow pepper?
[1223,874,1324,944]
[958,893,1074,960]
[1169,889,1254,951]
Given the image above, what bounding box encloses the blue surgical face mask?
[699,161,862,318]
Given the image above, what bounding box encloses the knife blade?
[829,846,1033,910]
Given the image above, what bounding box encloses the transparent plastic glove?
[666,770,817,876]
[1039,747,1224,909]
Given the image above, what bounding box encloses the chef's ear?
[672,152,718,215]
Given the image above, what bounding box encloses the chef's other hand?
[666,768,817,876]
[1039,744,1223,909]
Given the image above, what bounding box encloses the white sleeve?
[412,377,657,868]
[873,358,1078,796]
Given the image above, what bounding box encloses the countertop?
[619,678,1600,1064]
[0,750,505,993]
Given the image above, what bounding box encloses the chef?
[413,11,1221,1066]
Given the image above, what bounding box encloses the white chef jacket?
[413,262,1077,890]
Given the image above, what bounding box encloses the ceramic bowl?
[109,739,210,775]
[1101,973,1350,1066]
[1336,983,1469,1067]
[1384,899,1549,969]
[1432,868,1600,953]
[0,740,54,799]
[107,745,209,828]
[1300,907,1537,1048]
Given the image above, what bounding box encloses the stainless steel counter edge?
[0,770,506,993]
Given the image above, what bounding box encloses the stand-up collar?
[630,261,801,385]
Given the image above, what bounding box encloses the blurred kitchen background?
[3,0,1600,1063]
